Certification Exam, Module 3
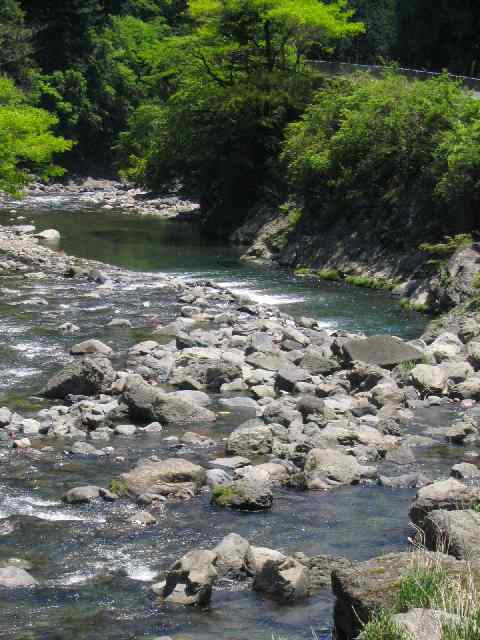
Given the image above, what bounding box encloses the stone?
[300,349,340,375]
[63,486,115,504]
[162,549,218,607]
[342,335,423,368]
[70,339,113,357]
[246,546,286,575]
[275,365,309,393]
[410,365,447,395]
[253,556,309,601]
[378,473,430,489]
[332,551,465,640]
[143,422,163,434]
[170,390,212,407]
[120,458,206,498]
[180,431,215,447]
[251,385,276,399]
[262,400,302,427]
[59,322,80,333]
[42,357,116,399]
[450,376,480,400]
[410,478,480,528]
[35,228,60,243]
[304,448,363,490]
[0,566,37,588]
[114,424,137,436]
[211,479,273,511]
[205,469,232,487]
[226,420,273,456]
[107,318,132,328]
[0,407,12,427]
[423,509,480,560]
[467,341,480,369]
[128,511,157,526]
[122,375,216,424]
[450,462,480,480]
[211,456,251,470]
[427,332,464,362]
[370,383,406,408]
[393,608,458,640]
[213,533,250,577]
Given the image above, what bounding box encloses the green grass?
[472,273,480,289]
[294,267,313,277]
[345,275,395,290]
[396,566,447,611]
[359,610,410,640]
[211,484,244,506]
[419,234,473,256]
[316,269,342,281]
[398,360,417,373]
[108,479,130,497]
[443,610,480,640]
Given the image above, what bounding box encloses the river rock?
[114,424,137,436]
[332,551,465,639]
[253,556,309,601]
[450,462,480,479]
[423,509,480,560]
[213,533,250,578]
[409,478,480,528]
[122,374,216,423]
[342,335,423,368]
[211,479,273,510]
[42,357,116,399]
[161,549,218,607]
[393,608,459,640]
[304,448,363,490]
[35,229,60,243]
[275,365,310,392]
[63,485,116,504]
[70,339,113,357]
[246,546,286,574]
[410,364,447,395]
[0,566,37,588]
[226,420,273,456]
[211,456,251,470]
[449,375,480,400]
[120,458,206,499]
[205,469,232,486]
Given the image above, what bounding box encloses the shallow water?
[0,195,459,640]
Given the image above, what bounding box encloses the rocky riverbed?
[1,222,480,639]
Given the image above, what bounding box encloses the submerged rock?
[120,458,206,499]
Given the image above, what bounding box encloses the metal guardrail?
[307,60,480,92]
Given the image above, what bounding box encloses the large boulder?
[423,509,480,560]
[393,608,459,640]
[274,365,309,393]
[409,478,480,528]
[211,479,273,511]
[70,339,112,357]
[253,556,309,601]
[122,375,216,424]
[226,420,273,456]
[0,566,37,588]
[120,458,206,499]
[410,365,447,395]
[342,336,423,368]
[161,549,218,607]
[332,551,466,640]
[213,533,251,578]
[304,448,364,490]
[42,357,116,399]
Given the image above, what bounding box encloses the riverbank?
[231,205,480,317]
[1,221,480,638]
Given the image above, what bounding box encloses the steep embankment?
[231,206,480,317]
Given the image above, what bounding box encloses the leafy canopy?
[0,76,72,194]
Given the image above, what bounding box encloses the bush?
[283,73,480,238]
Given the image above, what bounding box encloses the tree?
[0,0,33,81]
[0,76,72,194]
[120,0,363,230]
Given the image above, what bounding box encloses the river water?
[0,196,457,640]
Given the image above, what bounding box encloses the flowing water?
[0,195,459,640]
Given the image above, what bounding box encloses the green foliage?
[283,73,480,238]
[358,610,408,640]
[0,76,72,194]
[316,269,342,281]
[108,479,129,496]
[419,234,473,256]
[119,0,363,230]
[473,274,480,290]
[396,566,447,611]
[443,612,480,640]
[344,275,394,290]
[211,484,243,506]
[0,0,33,81]
[399,299,430,314]
[294,267,314,277]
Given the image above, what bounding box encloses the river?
[0,195,457,640]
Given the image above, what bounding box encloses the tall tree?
[0,0,33,81]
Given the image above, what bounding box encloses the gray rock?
[450,376,480,400]
[410,478,480,528]
[393,608,459,640]
[0,566,37,588]
[123,375,216,424]
[211,456,251,470]
[70,339,113,357]
[114,424,137,436]
[342,335,423,368]
[411,365,447,395]
[450,462,480,480]
[213,533,250,577]
[107,318,132,328]
[423,509,480,560]
[226,421,273,456]
[304,448,363,490]
[120,458,206,499]
[42,357,116,399]
[253,556,309,601]
[161,549,218,607]
[205,468,232,487]
[211,479,273,511]
[63,486,115,504]
[275,365,309,393]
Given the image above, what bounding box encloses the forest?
[1,0,480,236]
